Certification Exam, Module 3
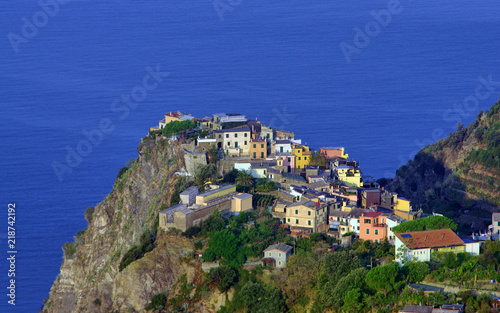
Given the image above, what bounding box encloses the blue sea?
[1,0,499,311]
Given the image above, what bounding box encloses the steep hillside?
[387,100,500,231]
[43,139,221,313]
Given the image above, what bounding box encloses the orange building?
[359,212,388,243]
[250,138,267,159]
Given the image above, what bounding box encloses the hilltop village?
[140,111,500,312]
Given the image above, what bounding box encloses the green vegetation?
[235,170,254,193]
[252,194,275,207]
[255,180,278,192]
[161,120,197,137]
[119,228,157,271]
[145,292,167,311]
[62,242,77,259]
[391,215,457,233]
[207,265,239,292]
[207,145,219,164]
[309,151,329,169]
[194,164,220,192]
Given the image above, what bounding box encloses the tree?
[321,267,368,311]
[309,151,328,168]
[391,215,457,233]
[240,281,287,313]
[318,251,362,288]
[208,145,220,164]
[236,170,255,192]
[341,288,364,313]
[365,264,399,296]
[145,293,166,311]
[194,164,219,191]
[162,120,197,136]
[208,229,239,262]
[403,261,430,283]
[207,266,238,292]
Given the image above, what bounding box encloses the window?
[357,226,360,230]
[279,253,282,257]
[297,165,300,168]
[375,229,378,235]
[278,261,282,266]
[261,152,264,158]
[253,152,256,158]
[268,252,271,257]
[304,157,307,160]
[227,142,230,146]
[235,142,238,148]
[280,147,283,153]
[244,141,247,145]
[253,144,256,148]
[287,157,291,162]
[366,229,369,234]
[261,144,264,148]
[375,239,378,243]
[364,219,371,224]
[287,218,290,222]
[218,134,221,138]
[296,219,299,224]
[296,196,300,201]
[295,210,298,214]
[226,134,229,138]
[308,220,311,225]
[235,133,238,138]
[244,133,248,137]
[298,157,301,161]
[308,211,311,216]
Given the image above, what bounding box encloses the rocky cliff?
[43,138,221,313]
[387,100,500,231]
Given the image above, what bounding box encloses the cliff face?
[43,139,215,312]
[387,100,500,230]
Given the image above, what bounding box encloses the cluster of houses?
[153,111,489,268]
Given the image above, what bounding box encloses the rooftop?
[320,146,344,150]
[363,212,382,218]
[264,243,293,253]
[400,305,433,313]
[235,193,252,200]
[396,229,464,249]
[493,212,500,221]
[180,186,199,195]
[159,203,188,214]
[213,126,251,133]
[197,185,235,198]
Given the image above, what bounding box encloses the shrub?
[146,293,167,311]
[63,242,77,259]
[119,229,157,271]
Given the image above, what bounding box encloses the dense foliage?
[391,215,458,233]
[119,228,157,271]
[161,120,197,136]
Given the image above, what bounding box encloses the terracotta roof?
[395,229,464,250]
[363,212,382,218]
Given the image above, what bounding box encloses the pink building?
[320,147,347,159]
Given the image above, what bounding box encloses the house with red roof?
[395,229,465,264]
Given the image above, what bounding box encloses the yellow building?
[232,193,253,213]
[336,165,361,187]
[292,144,312,170]
[285,200,328,233]
[195,185,236,205]
[393,197,417,220]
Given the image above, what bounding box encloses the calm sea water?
[1,1,499,311]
